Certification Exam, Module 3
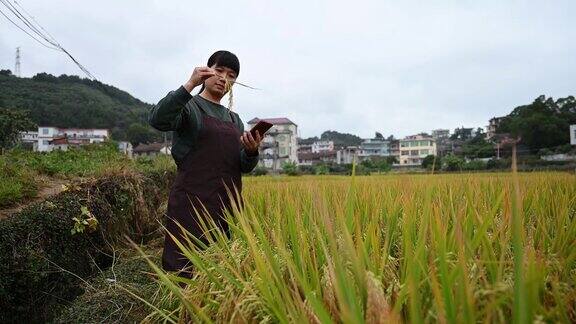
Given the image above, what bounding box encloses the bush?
[54,245,161,324]
[442,154,465,171]
[252,166,268,176]
[0,168,174,322]
[298,165,315,175]
[463,160,487,171]
[487,158,510,170]
[314,164,329,175]
[421,155,440,170]
[282,161,299,176]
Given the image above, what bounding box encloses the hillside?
[0,71,161,143]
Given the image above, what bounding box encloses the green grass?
[143,172,575,323]
[0,158,38,207]
[0,142,176,208]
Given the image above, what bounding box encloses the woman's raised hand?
[184,67,216,92]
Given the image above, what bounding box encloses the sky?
[1,0,575,138]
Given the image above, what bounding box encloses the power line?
[14,0,59,44]
[0,0,96,79]
[0,5,59,50]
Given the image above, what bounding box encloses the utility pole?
[163,132,167,154]
[15,47,21,77]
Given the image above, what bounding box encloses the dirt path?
[0,177,71,220]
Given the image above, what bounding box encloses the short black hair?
[207,50,240,76]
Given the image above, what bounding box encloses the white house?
[311,141,334,153]
[20,130,39,151]
[336,146,360,164]
[133,143,171,158]
[118,141,133,158]
[247,117,298,171]
[399,135,437,166]
[358,138,389,161]
[35,126,109,152]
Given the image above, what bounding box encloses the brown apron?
[162,103,242,275]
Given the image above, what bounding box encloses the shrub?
[252,166,268,176]
[314,164,330,175]
[0,169,174,322]
[463,160,487,171]
[282,161,299,176]
[54,245,161,324]
[442,154,465,171]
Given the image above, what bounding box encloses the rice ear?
[225,77,234,110]
[321,265,339,320]
[365,271,393,324]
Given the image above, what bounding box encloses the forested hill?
[0,70,161,143]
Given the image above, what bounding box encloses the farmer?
[149,50,262,277]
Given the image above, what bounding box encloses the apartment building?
[399,134,437,166]
[247,117,298,171]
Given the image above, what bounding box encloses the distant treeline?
[0,69,162,144]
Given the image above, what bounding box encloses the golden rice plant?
[140,172,576,323]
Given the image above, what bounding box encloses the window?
[401,150,409,156]
[400,142,408,147]
[410,150,419,156]
[42,140,49,145]
[420,149,429,155]
[42,128,49,135]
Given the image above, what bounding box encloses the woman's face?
[204,65,237,97]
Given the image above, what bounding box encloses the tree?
[0,70,12,76]
[0,71,160,142]
[450,127,474,141]
[374,158,391,173]
[314,164,329,175]
[385,155,398,165]
[298,136,319,145]
[497,95,575,152]
[127,123,155,146]
[442,154,465,171]
[282,161,299,176]
[460,136,494,159]
[360,158,374,170]
[0,108,36,153]
[320,130,363,147]
[421,155,440,170]
[375,132,384,139]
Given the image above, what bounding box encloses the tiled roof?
[49,136,68,145]
[247,117,296,125]
[133,143,168,153]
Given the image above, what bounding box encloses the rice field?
[142,172,575,323]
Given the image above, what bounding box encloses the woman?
[149,50,262,277]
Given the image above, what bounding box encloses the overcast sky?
[1,0,574,138]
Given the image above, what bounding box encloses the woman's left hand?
[240,131,262,156]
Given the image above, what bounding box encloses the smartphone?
[249,120,273,138]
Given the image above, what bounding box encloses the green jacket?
[148,86,259,173]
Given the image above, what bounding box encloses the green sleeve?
[148,86,192,131]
